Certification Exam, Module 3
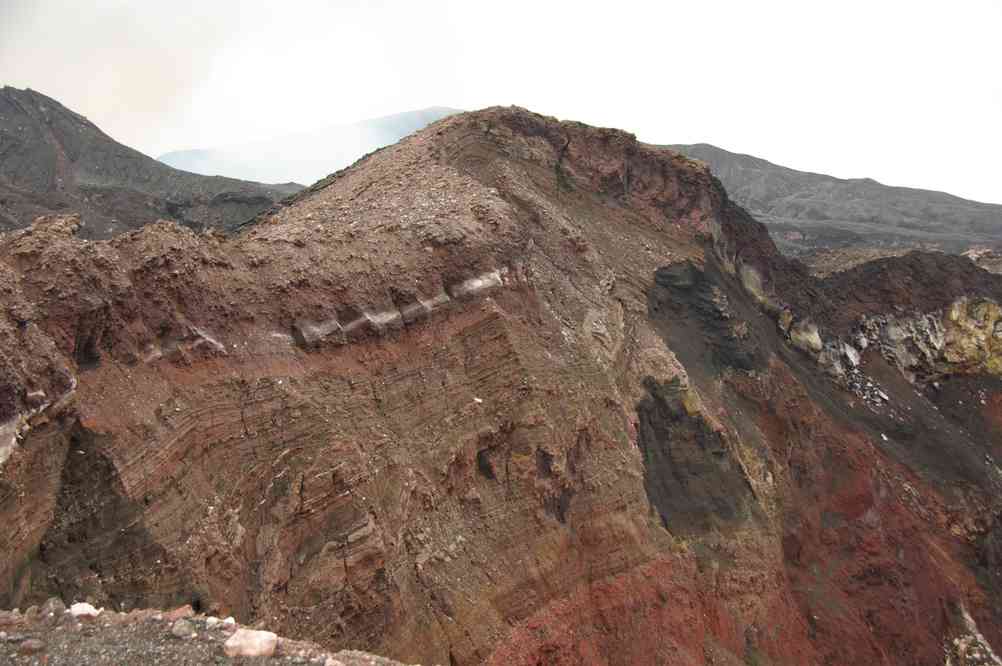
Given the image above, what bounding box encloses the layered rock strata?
[0,107,1000,665]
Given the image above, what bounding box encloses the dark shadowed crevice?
[476,447,497,481]
[650,262,762,374]
[541,486,574,525]
[636,377,758,534]
[27,421,196,611]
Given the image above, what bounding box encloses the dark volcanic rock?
[636,376,760,533]
[0,86,301,238]
[670,142,1002,256]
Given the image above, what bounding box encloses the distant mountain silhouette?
[158,107,461,186]
[669,143,1002,255]
[0,86,300,238]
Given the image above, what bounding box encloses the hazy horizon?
[2,0,1000,203]
[157,105,461,185]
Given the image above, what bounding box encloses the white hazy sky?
[1,0,1000,202]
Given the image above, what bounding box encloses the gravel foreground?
[0,601,412,665]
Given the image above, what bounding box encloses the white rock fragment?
[205,616,220,628]
[790,320,823,354]
[842,343,861,368]
[223,616,236,626]
[449,270,503,299]
[224,628,278,658]
[0,418,20,468]
[69,602,101,619]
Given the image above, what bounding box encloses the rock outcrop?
[1,106,1001,665]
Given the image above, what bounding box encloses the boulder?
[842,343,861,368]
[170,618,196,639]
[790,320,823,353]
[69,602,100,619]
[224,628,278,658]
[163,604,194,621]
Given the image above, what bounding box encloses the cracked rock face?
[2,107,1002,665]
[843,297,1002,384]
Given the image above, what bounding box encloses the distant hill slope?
[158,107,461,186]
[0,86,300,238]
[668,143,1002,256]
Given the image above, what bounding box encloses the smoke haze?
[158,107,460,185]
[2,0,1000,202]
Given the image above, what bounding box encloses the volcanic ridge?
[0,87,300,238]
[1,106,1001,665]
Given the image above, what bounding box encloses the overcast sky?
[2,0,1000,202]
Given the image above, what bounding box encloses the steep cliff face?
[1,107,1001,665]
[0,87,300,238]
